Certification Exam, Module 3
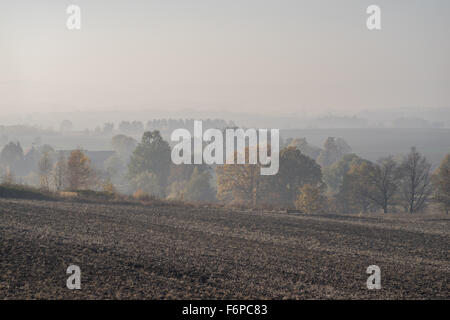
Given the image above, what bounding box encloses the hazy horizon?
[1,0,449,117]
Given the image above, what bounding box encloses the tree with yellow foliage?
[433,154,450,214]
[295,184,325,214]
[66,149,93,190]
[217,161,263,206]
[337,161,376,213]
[277,147,323,206]
[38,151,53,191]
[216,146,270,206]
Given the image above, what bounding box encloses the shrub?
[0,184,53,201]
[130,171,165,198]
[75,189,114,200]
[133,189,157,201]
[103,182,117,195]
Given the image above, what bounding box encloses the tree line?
[55,118,235,136]
[1,130,449,214]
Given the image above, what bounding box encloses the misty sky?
[0,0,449,117]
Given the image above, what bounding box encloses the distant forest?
[1,118,449,215]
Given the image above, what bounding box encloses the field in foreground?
[0,198,448,299]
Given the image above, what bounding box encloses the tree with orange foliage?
[66,149,93,190]
[295,184,325,214]
[216,146,270,206]
[433,154,450,214]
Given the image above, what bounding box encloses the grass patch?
[0,184,54,201]
[0,184,197,209]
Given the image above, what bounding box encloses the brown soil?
[0,199,448,299]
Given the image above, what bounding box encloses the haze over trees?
[183,168,215,202]
[59,120,74,132]
[295,184,326,214]
[0,142,24,174]
[216,145,324,208]
[111,135,138,160]
[317,137,352,167]
[0,119,448,214]
[216,147,267,206]
[330,148,434,214]
[323,153,365,193]
[38,152,53,191]
[398,147,432,214]
[337,160,375,213]
[284,138,322,160]
[66,149,94,190]
[276,147,323,206]
[366,157,401,213]
[128,131,171,197]
[167,162,213,201]
[433,154,450,214]
[53,152,67,192]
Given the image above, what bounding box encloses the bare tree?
[337,161,376,214]
[1,166,15,185]
[38,152,53,191]
[432,154,450,214]
[398,147,432,213]
[53,152,67,192]
[366,157,400,213]
[67,149,93,190]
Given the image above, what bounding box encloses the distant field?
[0,198,448,299]
[3,128,449,166]
[283,128,450,165]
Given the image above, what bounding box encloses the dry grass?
[59,191,78,198]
